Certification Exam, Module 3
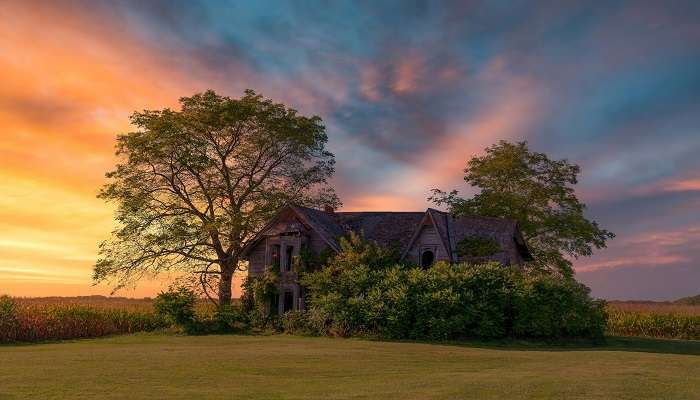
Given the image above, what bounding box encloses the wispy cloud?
[1,0,699,299]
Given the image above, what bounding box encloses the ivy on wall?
[456,236,501,257]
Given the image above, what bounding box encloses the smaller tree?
[430,141,614,277]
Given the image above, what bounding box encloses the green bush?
[281,310,312,335]
[455,236,501,257]
[241,268,280,330]
[154,285,198,333]
[215,304,247,333]
[300,254,606,340]
[511,274,607,340]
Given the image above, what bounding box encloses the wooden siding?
[405,224,450,266]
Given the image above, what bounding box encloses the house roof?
[335,211,425,251]
[242,205,532,261]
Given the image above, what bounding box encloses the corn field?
[0,295,168,343]
[606,302,700,340]
[3,296,700,343]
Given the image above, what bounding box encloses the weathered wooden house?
[241,205,531,314]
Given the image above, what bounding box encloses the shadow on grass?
[3,332,699,356]
[399,336,700,356]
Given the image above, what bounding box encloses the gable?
[241,206,341,260]
[402,212,451,264]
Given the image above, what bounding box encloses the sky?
[1,0,699,300]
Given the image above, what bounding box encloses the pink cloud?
[576,255,689,272]
[359,63,383,101]
[392,56,424,94]
[663,179,700,192]
[575,227,700,272]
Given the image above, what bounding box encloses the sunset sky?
[1,1,699,300]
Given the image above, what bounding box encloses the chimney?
[324,205,335,214]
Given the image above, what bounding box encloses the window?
[271,293,280,316]
[283,291,294,313]
[421,250,434,269]
[271,244,281,269]
[285,245,294,272]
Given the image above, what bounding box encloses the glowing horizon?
[1,1,699,300]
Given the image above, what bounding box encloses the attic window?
[421,250,434,268]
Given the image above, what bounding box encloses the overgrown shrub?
[511,274,607,340]
[215,304,247,333]
[281,310,312,335]
[241,267,279,330]
[455,236,501,257]
[154,286,249,334]
[154,285,198,333]
[299,253,606,340]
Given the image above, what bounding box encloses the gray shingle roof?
[247,205,531,261]
[336,211,424,251]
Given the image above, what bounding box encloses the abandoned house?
[241,205,532,314]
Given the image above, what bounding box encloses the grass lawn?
[1,334,699,399]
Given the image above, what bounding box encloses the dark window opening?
[285,246,294,271]
[271,244,281,269]
[421,250,434,269]
[271,293,279,316]
[283,291,294,313]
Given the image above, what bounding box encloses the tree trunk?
[218,262,235,307]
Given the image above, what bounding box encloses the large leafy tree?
[430,141,613,277]
[95,90,339,306]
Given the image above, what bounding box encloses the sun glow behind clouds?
[1,1,699,299]
[0,2,195,297]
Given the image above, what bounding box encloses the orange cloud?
[340,194,425,212]
[0,2,256,297]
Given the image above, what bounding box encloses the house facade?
[241,205,531,314]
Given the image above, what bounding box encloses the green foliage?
[214,304,248,333]
[511,274,607,340]
[299,259,606,340]
[430,140,614,277]
[95,89,339,305]
[292,244,331,274]
[330,231,400,272]
[154,285,198,332]
[154,285,248,334]
[455,236,501,258]
[281,310,312,335]
[240,266,280,329]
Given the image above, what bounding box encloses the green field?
[1,335,700,399]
